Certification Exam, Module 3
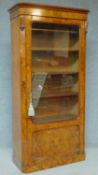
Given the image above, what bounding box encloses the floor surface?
[0,147,97,175]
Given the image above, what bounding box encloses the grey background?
[0,0,98,148]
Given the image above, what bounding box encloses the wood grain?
[8,3,89,20]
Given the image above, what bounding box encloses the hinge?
[85,21,88,33]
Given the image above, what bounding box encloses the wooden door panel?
[32,125,80,163]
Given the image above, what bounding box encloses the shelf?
[32,68,79,74]
[32,28,78,34]
[40,91,78,98]
[32,48,79,52]
[33,114,78,124]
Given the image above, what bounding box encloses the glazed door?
[27,17,85,169]
[31,22,79,123]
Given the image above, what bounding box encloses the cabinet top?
[8,2,89,20]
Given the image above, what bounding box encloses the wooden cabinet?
[9,3,89,173]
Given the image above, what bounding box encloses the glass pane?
[31,22,79,124]
[32,22,79,73]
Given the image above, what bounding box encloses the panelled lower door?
[27,16,85,170]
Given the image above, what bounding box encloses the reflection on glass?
[32,22,79,124]
[32,22,79,73]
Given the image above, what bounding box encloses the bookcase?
[9,3,89,173]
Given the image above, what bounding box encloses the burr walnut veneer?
[9,3,89,173]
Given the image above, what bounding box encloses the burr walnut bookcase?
[8,3,89,173]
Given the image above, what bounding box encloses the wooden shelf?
[32,68,79,74]
[32,48,79,52]
[32,28,78,34]
[33,114,78,124]
[40,90,78,98]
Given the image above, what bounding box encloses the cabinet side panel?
[79,21,87,154]
[11,18,22,169]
